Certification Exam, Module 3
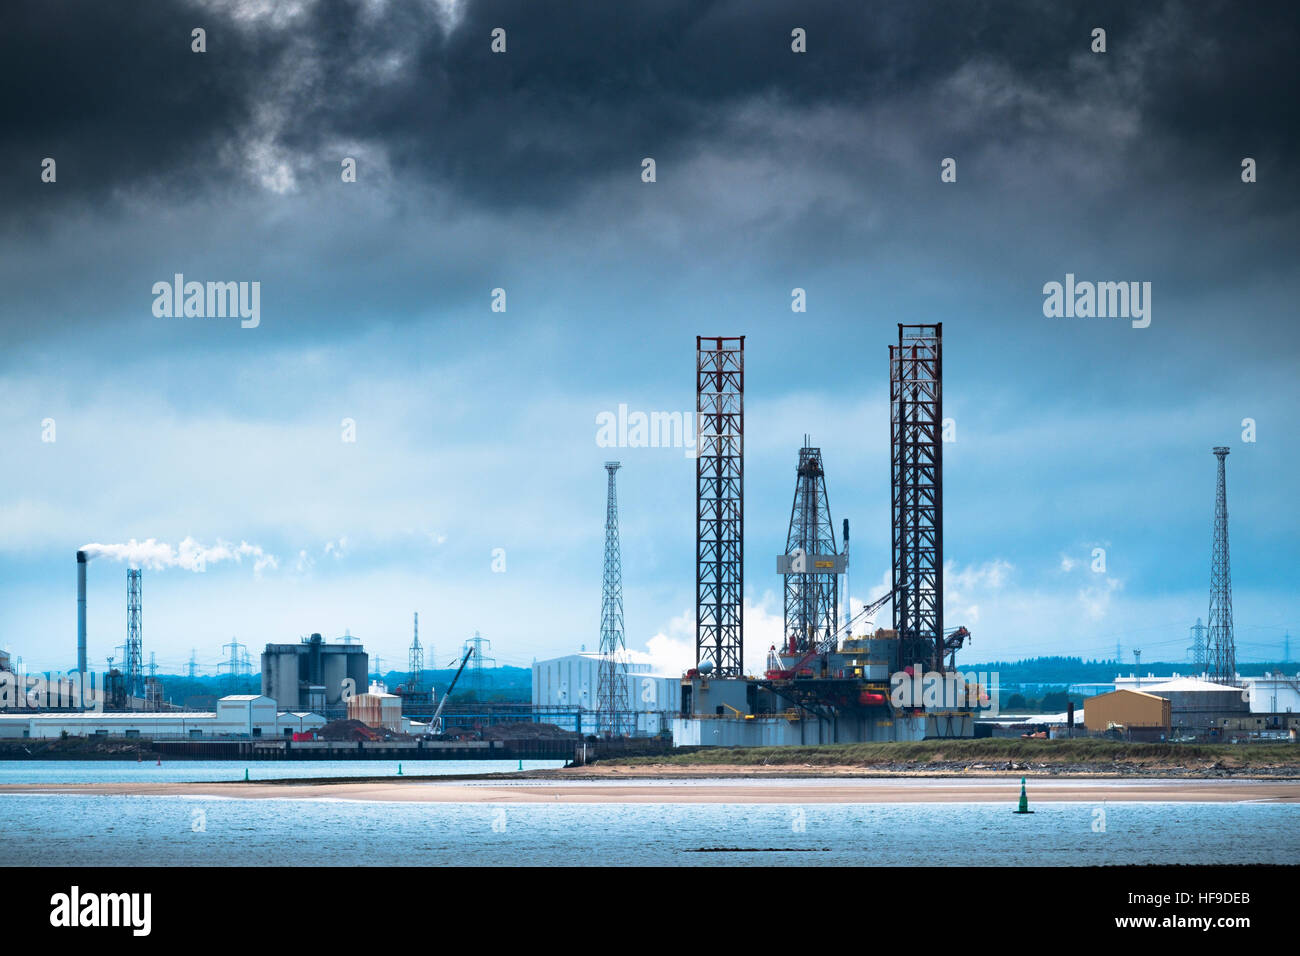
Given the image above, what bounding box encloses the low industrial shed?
[0,695,325,739]
[1083,689,1170,734]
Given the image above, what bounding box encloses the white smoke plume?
[79,537,278,574]
[639,596,785,677]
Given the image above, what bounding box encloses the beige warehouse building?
[1083,689,1171,735]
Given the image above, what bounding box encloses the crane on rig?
[766,589,897,679]
[426,646,474,736]
[828,587,896,650]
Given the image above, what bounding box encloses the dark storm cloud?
[0,2,293,228]
[2,0,1295,225]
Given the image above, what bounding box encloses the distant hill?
[962,656,1296,684]
[385,665,531,703]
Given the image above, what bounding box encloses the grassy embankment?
[609,738,1300,770]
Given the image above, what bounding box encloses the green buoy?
[518,759,523,771]
[244,768,249,782]
[1013,776,1034,814]
[398,763,403,776]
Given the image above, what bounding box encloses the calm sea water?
[1,794,1296,866]
[0,759,564,784]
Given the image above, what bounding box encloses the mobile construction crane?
[426,646,474,736]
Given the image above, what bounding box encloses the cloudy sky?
[1,0,1296,677]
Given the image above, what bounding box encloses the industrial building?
[261,633,368,716]
[976,709,1087,739]
[1116,672,1299,715]
[1242,673,1300,714]
[1212,712,1300,740]
[1080,673,1300,740]
[0,695,324,739]
[1083,689,1171,739]
[1122,677,1248,731]
[348,682,405,733]
[532,653,678,736]
[1110,675,1249,734]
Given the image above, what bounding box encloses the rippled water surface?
[2,792,1295,866]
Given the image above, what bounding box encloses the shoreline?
[544,762,1300,779]
[4,775,1298,804]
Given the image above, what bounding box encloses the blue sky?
[1,0,1296,676]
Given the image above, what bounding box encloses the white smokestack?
[76,550,87,675]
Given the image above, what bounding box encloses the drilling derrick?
[1208,447,1236,685]
[891,324,945,673]
[597,462,629,737]
[696,336,745,677]
[780,441,841,654]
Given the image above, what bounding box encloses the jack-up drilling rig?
[679,324,976,744]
